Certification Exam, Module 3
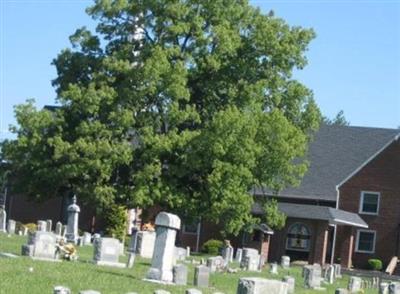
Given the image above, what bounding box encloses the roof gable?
[254,125,399,201]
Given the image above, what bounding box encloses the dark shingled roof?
[254,125,399,202]
[252,202,368,228]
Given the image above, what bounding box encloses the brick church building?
[3,124,400,270]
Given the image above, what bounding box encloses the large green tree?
[2,0,320,235]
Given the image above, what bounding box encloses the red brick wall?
[338,139,400,268]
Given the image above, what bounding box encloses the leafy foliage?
[202,239,223,255]
[104,204,127,241]
[368,259,383,271]
[2,0,321,235]
[323,110,349,126]
[263,198,287,230]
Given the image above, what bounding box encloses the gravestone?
[173,264,188,285]
[21,231,59,261]
[54,286,71,294]
[0,207,6,232]
[82,232,92,246]
[222,240,234,265]
[335,289,349,294]
[65,195,80,244]
[324,264,335,284]
[237,277,288,294]
[186,246,190,257]
[46,219,53,232]
[240,248,260,271]
[194,265,210,287]
[136,230,156,258]
[62,225,67,237]
[282,276,295,294]
[348,277,362,293]
[389,282,400,294]
[126,252,135,268]
[7,219,16,234]
[334,263,342,278]
[303,265,321,289]
[79,291,101,294]
[235,248,243,263]
[146,212,181,283]
[380,282,389,294]
[37,220,47,232]
[55,222,63,236]
[93,237,125,267]
[270,263,279,274]
[186,289,202,294]
[281,256,290,269]
[174,246,187,262]
[153,291,170,294]
[207,256,224,272]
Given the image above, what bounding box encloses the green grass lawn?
[0,232,381,294]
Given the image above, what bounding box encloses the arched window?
[286,223,311,251]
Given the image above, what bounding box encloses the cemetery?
[1,210,400,293]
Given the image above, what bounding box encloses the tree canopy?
[1,0,321,235]
[323,110,350,126]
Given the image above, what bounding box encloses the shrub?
[104,204,127,242]
[202,239,223,255]
[368,259,383,271]
[24,223,37,232]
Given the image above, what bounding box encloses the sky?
[0,0,399,141]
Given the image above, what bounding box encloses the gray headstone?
[186,289,202,294]
[237,277,288,294]
[54,286,71,294]
[173,264,188,285]
[22,226,28,236]
[283,276,295,294]
[62,225,67,237]
[65,195,80,244]
[22,231,59,261]
[235,248,243,263]
[55,222,63,236]
[128,228,139,253]
[240,248,260,271]
[281,256,290,269]
[335,289,349,294]
[46,219,52,232]
[324,264,335,284]
[37,220,47,232]
[333,263,342,278]
[0,207,6,232]
[93,237,125,267]
[207,256,224,272]
[389,282,400,294]
[194,265,210,288]
[348,277,362,293]
[7,219,16,234]
[146,212,181,283]
[222,242,234,265]
[126,252,135,268]
[303,265,321,289]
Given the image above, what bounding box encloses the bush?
[24,223,37,232]
[368,259,383,271]
[202,239,223,255]
[104,204,127,242]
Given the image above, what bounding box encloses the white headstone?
[55,222,63,236]
[348,277,362,293]
[235,248,243,263]
[7,219,16,234]
[146,212,181,283]
[281,256,290,269]
[22,231,59,261]
[93,237,125,268]
[46,219,53,232]
[136,230,156,258]
[37,220,47,232]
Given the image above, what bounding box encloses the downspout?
[330,185,340,264]
[195,217,202,253]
